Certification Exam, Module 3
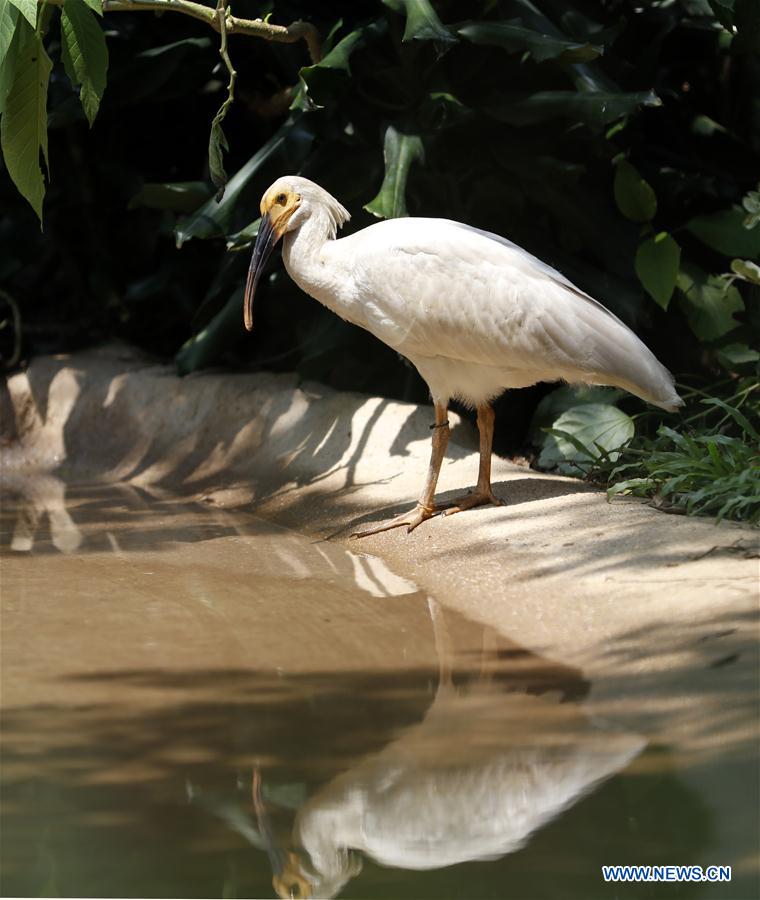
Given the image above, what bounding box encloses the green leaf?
[128,181,213,213]
[483,89,660,128]
[730,258,760,284]
[1,0,19,65]
[702,397,760,442]
[208,114,229,196]
[175,115,313,246]
[207,53,236,198]
[0,0,20,115]
[715,342,760,371]
[691,114,728,138]
[364,124,423,219]
[676,263,744,340]
[635,232,681,309]
[741,187,760,229]
[458,21,601,63]
[418,91,471,131]
[176,286,244,376]
[298,21,385,108]
[7,0,34,28]
[82,0,103,15]
[225,217,260,252]
[687,207,760,258]
[383,0,457,44]
[614,160,657,223]
[60,0,108,127]
[538,403,635,469]
[0,20,52,223]
[529,385,625,444]
[708,0,735,31]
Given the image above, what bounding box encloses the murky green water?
[0,479,755,898]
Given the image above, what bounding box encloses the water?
[0,479,754,898]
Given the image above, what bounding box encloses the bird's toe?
[441,489,506,516]
[351,503,436,538]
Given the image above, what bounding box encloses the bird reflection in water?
[2,472,82,554]
[254,601,645,899]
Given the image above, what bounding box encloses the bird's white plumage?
[288,674,644,898]
[272,176,681,412]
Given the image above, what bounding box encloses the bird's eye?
[276,192,288,205]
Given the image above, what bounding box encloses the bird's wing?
[347,218,678,406]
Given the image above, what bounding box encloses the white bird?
[244,176,683,536]
[273,694,643,899]
[264,601,644,899]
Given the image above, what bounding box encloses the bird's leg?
[351,402,449,537]
[440,402,505,516]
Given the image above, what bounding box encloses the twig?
[39,0,322,62]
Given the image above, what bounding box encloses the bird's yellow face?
[243,186,301,331]
[260,187,301,238]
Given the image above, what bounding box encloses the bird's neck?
[282,207,335,269]
[282,210,354,315]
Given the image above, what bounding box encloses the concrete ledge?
[3,345,755,650]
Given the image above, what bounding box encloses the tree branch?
[39,0,322,62]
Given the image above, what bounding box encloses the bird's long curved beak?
[244,212,281,332]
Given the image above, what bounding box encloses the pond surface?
[0,478,752,898]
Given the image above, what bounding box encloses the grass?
[582,379,760,525]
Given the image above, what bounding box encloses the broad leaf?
[298,21,385,108]
[614,160,656,223]
[676,263,744,340]
[529,385,625,445]
[208,115,229,196]
[129,181,213,213]
[0,0,19,65]
[418,91,471,131]
[364,124,423,219]
[504,0,567,36]
[635,232,680,309]
[175,115,313,246]
[538,403,635,469]
[225,218,260,252]
[60,0,108,127]
[138,36,210,60]
[8,0,33,28]
[730,258,760,284]
[83,0,103,14]
[176,287,243,376]
[458,21,601,63]
[383,0,456,44]
[708,0,735,31]
[0,21,51,223]
[0,0,20,114]
[687,207,760,258]
[741,186,760,229]
[715,342,760,371]
[560,8,622,44]
[483,89,660,127]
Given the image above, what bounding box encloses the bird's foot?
[438,488,506,516]
[350,502,436,538]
